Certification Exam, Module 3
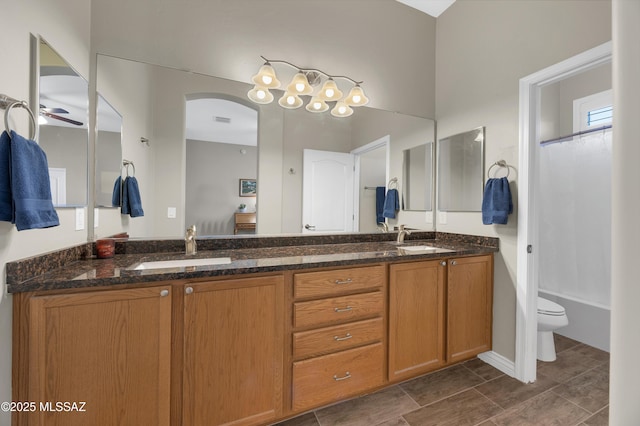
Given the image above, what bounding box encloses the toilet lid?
[537,297,566,316]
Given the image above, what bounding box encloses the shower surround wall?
[538,66,612,352]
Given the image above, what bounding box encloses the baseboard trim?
[478,351,516,378]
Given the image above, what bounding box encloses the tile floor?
[274,334,609,426]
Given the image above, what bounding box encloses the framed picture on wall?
[239,178,257,197]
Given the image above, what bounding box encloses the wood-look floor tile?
[375,417,410,426]
[315,386,419,426]
[400,364,485,406]
[552,368,609,413]
[570,344,610,364]
[583,406,609,426]
[537,346,604,383]
[475,372,558,409]
[463,358,504,381]
[273,412,320,426]
[491,391,590,425]
[554,333,582,353]
[403,389,502,426]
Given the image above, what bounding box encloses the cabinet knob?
[185,286,194,295]
[160,289,169,297]
[440,261,447,266]
[333,372,351,381]
[450,260,457,266]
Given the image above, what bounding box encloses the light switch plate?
[75,207,85,231]
[94,208,99,228]
[438,211,448,224]
[167,207,177,219]
[425,210,433,224]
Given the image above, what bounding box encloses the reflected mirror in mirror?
[94,54,435,238]
[35,37,88,207]
[437,127,484,212]
[402,142,432,211]
[95,94,123,207]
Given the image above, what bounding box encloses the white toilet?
[537,296,569,362]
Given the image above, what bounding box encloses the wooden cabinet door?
[27,286,172,426]
[388,260,446,382]
[182,275,284,426]
[447,255,493,363]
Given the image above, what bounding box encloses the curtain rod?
[540,124,612,146]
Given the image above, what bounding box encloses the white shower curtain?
[538,129,612,307]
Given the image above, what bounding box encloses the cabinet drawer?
[294,265,385,299]
[294,291,383,328]
[293,318,383,359]
[292,343,384,411]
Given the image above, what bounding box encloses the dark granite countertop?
[6,232,499,293]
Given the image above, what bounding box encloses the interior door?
[302,149,355,233]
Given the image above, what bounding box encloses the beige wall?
[435,0,612,361]
[0,1,92,423]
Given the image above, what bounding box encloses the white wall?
[435,0,612,361]
[0,1,91,424]
[610,0,640,422]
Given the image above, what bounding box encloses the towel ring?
[388,177,398,189]
[488,160,510,179]
[123,161,135,177]
[4,100,37,141]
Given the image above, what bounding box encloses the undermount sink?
[131,257,232,270]
[397,245,453,255]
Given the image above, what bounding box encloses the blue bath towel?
[375,186,385,223]
[0,131,11,222]
[383,188,399,219]
[482,177,513,225]
[112,176,122,207]
[8,130,59,230]
[121,176,144,217]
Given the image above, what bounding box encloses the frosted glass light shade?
[278,92,303,109]
[344,85,369,107]
[286,72,313,95]
[318,79,343,101]
[251,63,281,89]
[305,97,329,113]
[330,101,353,118]
[247,85,274,104]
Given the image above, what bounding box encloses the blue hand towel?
[482,177,513,225]
[122,176,144,217]
[9,130,59,230]
[0,131,12,222]
[375,186,385,223]
[383,188,399,219]
[112,175,122,207]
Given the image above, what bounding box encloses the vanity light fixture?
[247,56,368,117]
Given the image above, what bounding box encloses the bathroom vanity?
[9,232,496,426]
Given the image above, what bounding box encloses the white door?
[302,149,355,233]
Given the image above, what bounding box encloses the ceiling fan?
[40,104,84,126]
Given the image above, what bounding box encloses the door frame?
[351,135,390,232]
[516,41,612,383]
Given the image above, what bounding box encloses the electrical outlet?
[438,211,448,224]
[75,207,85,231]
[94,208,99,228]
[167,207,177,219]
[425,210,433,224]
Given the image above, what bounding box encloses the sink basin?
[131,257,232,270]
[397,245,452,255]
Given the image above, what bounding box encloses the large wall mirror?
[95,94,123,207]
[437,127,485,212]
[33,36,89,207]
[402,142,432,211]
[93,54,436,239]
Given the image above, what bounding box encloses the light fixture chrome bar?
[260,56,364,85]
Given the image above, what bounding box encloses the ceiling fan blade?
[41,111,84,126]
[40,104,69,114]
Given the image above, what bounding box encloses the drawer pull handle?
[334,306,353,313]
[334,333,353,341]
[334,278,353,285]
[333,372,351,381]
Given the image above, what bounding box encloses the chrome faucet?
[397,224,411,244]
[185,225,197,255]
